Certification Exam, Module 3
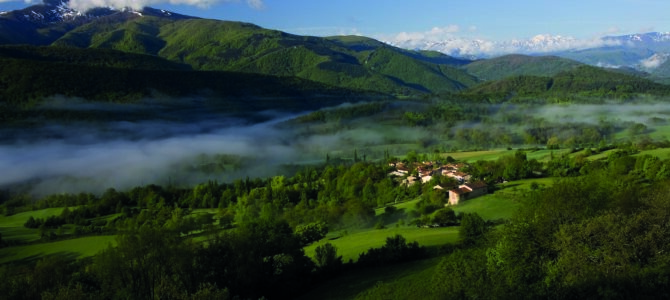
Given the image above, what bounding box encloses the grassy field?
[586,149,619,161]
[0,235,117,264]
[0,207,119,265]
[649,124,670,140]
[305,226,459,263]
[0,208,72,243]
[0,207,68,228]
[525,149,572,161]
[451,193,521,220]
[635,148,670,159]
[442,148,573,163]
[442,149,512,162]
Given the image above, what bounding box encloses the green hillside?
[461,65,670,102]
[0,44,190,70]
[462,54,582,81]
[557,47,656,67]
[50,16,477,95]
[0,51,376,113]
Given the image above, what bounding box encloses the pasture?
[0,207,68,228]
[0,235,116,264]
[635,148,670,159]
[442,149,512,162]
[304,226,459,263]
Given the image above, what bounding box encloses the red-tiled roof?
[449,187,471,194]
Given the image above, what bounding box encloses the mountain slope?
[0,44,190,70]
[0,47,377,111]
[461,65,670,102]
[462,54,583,81]
[46,13,477,95]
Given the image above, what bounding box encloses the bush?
[357,234,426,267]
[295,222,328,246]
[459,213,489,245]
[314,243,342,274]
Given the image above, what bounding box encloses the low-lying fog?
[3,98,670,197]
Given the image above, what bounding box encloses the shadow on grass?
[497,183,522,190]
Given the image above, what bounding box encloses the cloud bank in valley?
[66,0,264,12]
[640,53,669,70]
[0,116,304,196]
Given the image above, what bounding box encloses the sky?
[1,0,669,55]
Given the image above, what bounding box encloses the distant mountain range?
[0,0,669,106]
[388,32,670,75]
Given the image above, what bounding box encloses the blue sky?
[1,0,669,41]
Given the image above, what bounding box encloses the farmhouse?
[448,182,488,205]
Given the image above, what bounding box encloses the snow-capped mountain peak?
[1,0,191,26]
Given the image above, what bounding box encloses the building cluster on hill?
[389,161,487,205]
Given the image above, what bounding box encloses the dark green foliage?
[462,65,670,103]
[432,247,491,299]
[432,207,458,226]
[0,44,190,70]
[295,221,328,246]
[357,234,426,267]
[195,219,314,299]
[458,213,488,246]
[0,54,371,109]
[426,157,670,299]
[314,242,343,274]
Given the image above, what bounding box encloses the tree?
[314,243,342,273]
[459,213,488,245]
[24,216,39,228]
[294,222,328,246]
[432,207,458,226]
[94,227,194,300]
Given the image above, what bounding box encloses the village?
[388,161,488,205]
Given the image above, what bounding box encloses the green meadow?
[0,207,68,228]
[635,147,670,159]
[443,149,512,161]
[305,226,459,263]
[0,235,116,264]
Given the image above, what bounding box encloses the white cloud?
[246,0,263,9]
[67,0,264,12]
[383,27,623,58]
[640,53,669,69]
[0,0,36,3]
[429,25,460,35]
[391,24,462,44]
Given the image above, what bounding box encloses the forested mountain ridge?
[0,3,476,94]
[460,65,670,102]
[0,46,379,115]
[462,54,583,81]
[50,16,478,95]
[0,0,479,96]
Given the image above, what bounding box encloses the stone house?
[448,182,488,205]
